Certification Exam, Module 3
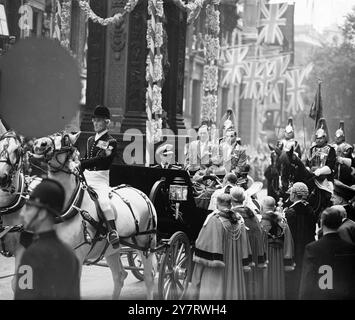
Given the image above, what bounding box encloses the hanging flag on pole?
[309,81,323,129]
[285,63,313,115]
[257,0,289,45]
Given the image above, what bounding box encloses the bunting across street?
[241,60,264,100]
[257,0,289,45]
[285,64,313,115]
[221,45,249,86]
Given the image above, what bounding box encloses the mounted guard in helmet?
[279,117,302,158]
[306,118,336,194]
[332,120,355,185]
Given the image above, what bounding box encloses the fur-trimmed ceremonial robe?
[189,211,252,300]
[233,205,266,300]
[261,212,295,300]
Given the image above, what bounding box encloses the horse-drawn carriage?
[108,165,212,300]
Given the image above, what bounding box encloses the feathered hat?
[315,118,329,142]
[284,117,294,139]
[335,120,345,142]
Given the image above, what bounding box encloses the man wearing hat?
[151,144,181,169]
[332,121,355,183]
[284,182,317,299]
[306,118,336,207]
[331,179,355,221]
[80,105,119,248]
[279,117,302,158]
[15,179,80,300]
[332,121,354,167]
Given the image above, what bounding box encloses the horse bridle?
[0,132,24,190]
[0,133,27,257]
[41,133,78,175]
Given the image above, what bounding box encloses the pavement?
[0,255,157,300]
[0,188,268,300]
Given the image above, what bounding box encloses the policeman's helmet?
[335,120,345,143]
[27,178,65,216]
[93,105,111,120]
[284,117,294,139]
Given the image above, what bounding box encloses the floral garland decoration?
[146,0,164,144]
[78,0,139,26]
[172,0,206,24]
[60,0,72,49]
[201,0,220,124]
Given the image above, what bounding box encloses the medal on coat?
[96,140,109,150]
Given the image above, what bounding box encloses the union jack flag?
[257,0,289,45]
[267,54,290,103]
[285,64,313,115]
[221,46,249,86]
[241,60,264,100]
[259,58,275,98]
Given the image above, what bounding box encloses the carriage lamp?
[169,177,188,220]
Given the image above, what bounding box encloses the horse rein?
[0,133,24,189]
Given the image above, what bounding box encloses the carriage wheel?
[127,250,159,281]
[127,250,145,282]
[158,231,192,300]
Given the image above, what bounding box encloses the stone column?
[104,0,130,134]
[120,0,148,133]
[162,0,187,134]
[81,0,107,131]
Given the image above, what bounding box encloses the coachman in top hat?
[80,105,120,248]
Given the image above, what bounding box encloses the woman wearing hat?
[79,105,119,248]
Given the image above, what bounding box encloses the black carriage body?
[110,165,207,243]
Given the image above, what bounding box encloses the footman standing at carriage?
[15,179,80,300]
[79,105,120,249]
[279,117,302,159]
[306,118,336,219]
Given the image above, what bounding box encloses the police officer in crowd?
[15,179,80,300]
[79,105,120,248]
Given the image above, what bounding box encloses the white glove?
[338,157,352,167]
[314,166,331,177]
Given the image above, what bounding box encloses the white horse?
[3,131,157,299]
[0,130,29,290]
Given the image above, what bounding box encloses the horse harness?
[0,173,27,257]
[64,181,157,265]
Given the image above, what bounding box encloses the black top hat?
[27,178,65,215]
[334,179,355,201]
[93,105,110,120]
